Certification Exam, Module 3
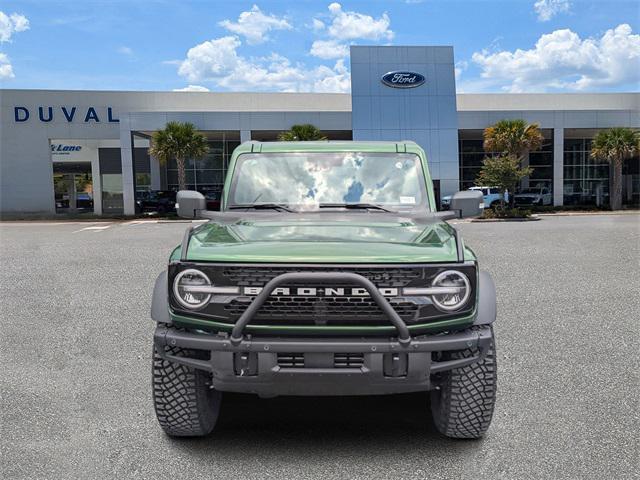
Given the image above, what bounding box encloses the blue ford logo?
[381,71,425,88]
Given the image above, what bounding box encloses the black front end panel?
[168,263,477,331]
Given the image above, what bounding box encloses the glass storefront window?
[563,137,610,206]
[528,138,553,190]
[52,161,94,214]
[459,130,553,192]
[165,132,240,193]
[458,138,494,190]
[136,173,151,191]
[102,174,124,214]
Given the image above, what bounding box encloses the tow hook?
[234,352,258,376]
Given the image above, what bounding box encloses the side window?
[542,189,549,194]
[482,188,489,196]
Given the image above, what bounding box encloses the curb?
[471,217,541,222]
[536,211,640,217]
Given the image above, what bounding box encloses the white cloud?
[533,0,570,22]
[471,24,640,92]
[324,3,393,41]
[0,52,14,79]
[218,4,291,45]
[178,36,242,82]
[308,3,394,60]
[178,4,397,92]
[310,59,351,93]
[173,85,210,92]
[310,39,349,60]
[0,11,29,43]
[177,35,350,93]
[117,46,133,56]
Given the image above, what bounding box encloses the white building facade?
[1,46,638,215]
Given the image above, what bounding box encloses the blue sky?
[0,0,638,93]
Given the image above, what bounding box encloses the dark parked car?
[55,192,93,211]
[201,189,222,211]
[76,192,94,209]
[136,190,176,214]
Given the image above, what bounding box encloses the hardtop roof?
[233,140,423,155]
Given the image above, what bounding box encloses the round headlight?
[173,269,212,309]
[431,270,471,312]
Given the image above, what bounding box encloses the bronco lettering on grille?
[242,287,399,297]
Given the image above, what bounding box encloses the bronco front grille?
[222,266,422,287]
[221,266,421,325]
[224,295,419,325]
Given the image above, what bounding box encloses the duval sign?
[14,106,119,123]
[381,71,426,88]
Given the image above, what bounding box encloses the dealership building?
[1,45,638,216]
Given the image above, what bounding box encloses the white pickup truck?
[441,186,507,210]
[514,187,552,206]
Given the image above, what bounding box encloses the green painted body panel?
[181,218,473,263]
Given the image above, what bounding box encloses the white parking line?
[124,220,159,226]
[72,224,112,233]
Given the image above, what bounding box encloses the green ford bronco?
[151,141,497,439]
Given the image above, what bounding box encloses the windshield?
[519,188,540,194]
[228,152,429,211]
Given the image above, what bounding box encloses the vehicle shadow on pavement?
[169,392,476,455]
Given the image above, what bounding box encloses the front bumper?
[154,325,492,396]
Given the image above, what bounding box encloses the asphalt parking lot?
[1,214,638,479]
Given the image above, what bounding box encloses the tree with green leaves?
[476,155,533,209]
[590,127,640,210]
[148,122,209,191]
[278,124,327,141]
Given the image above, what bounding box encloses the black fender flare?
[473,270,497,325]
[151,271,171,324]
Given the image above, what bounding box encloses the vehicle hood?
[181,213,463,263]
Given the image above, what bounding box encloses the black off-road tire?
[152,345,222,437]
[430,326,497,439]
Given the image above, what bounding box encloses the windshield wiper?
[318,203,395,212]
[228,203,297,212]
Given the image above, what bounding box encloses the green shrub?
[481,207,531,219]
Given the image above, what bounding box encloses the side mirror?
[176,190,206,219]
[450,190,484,219]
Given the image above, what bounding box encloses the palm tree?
[148,122,209,191]
[590,127,640,210]
[483,119,544,161]
[483,119,544,206]
[278,124,327,141]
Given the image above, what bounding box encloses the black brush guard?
[155,271,492,383]
[229,272,412,345]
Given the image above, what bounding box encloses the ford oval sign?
[381,71,425,89]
